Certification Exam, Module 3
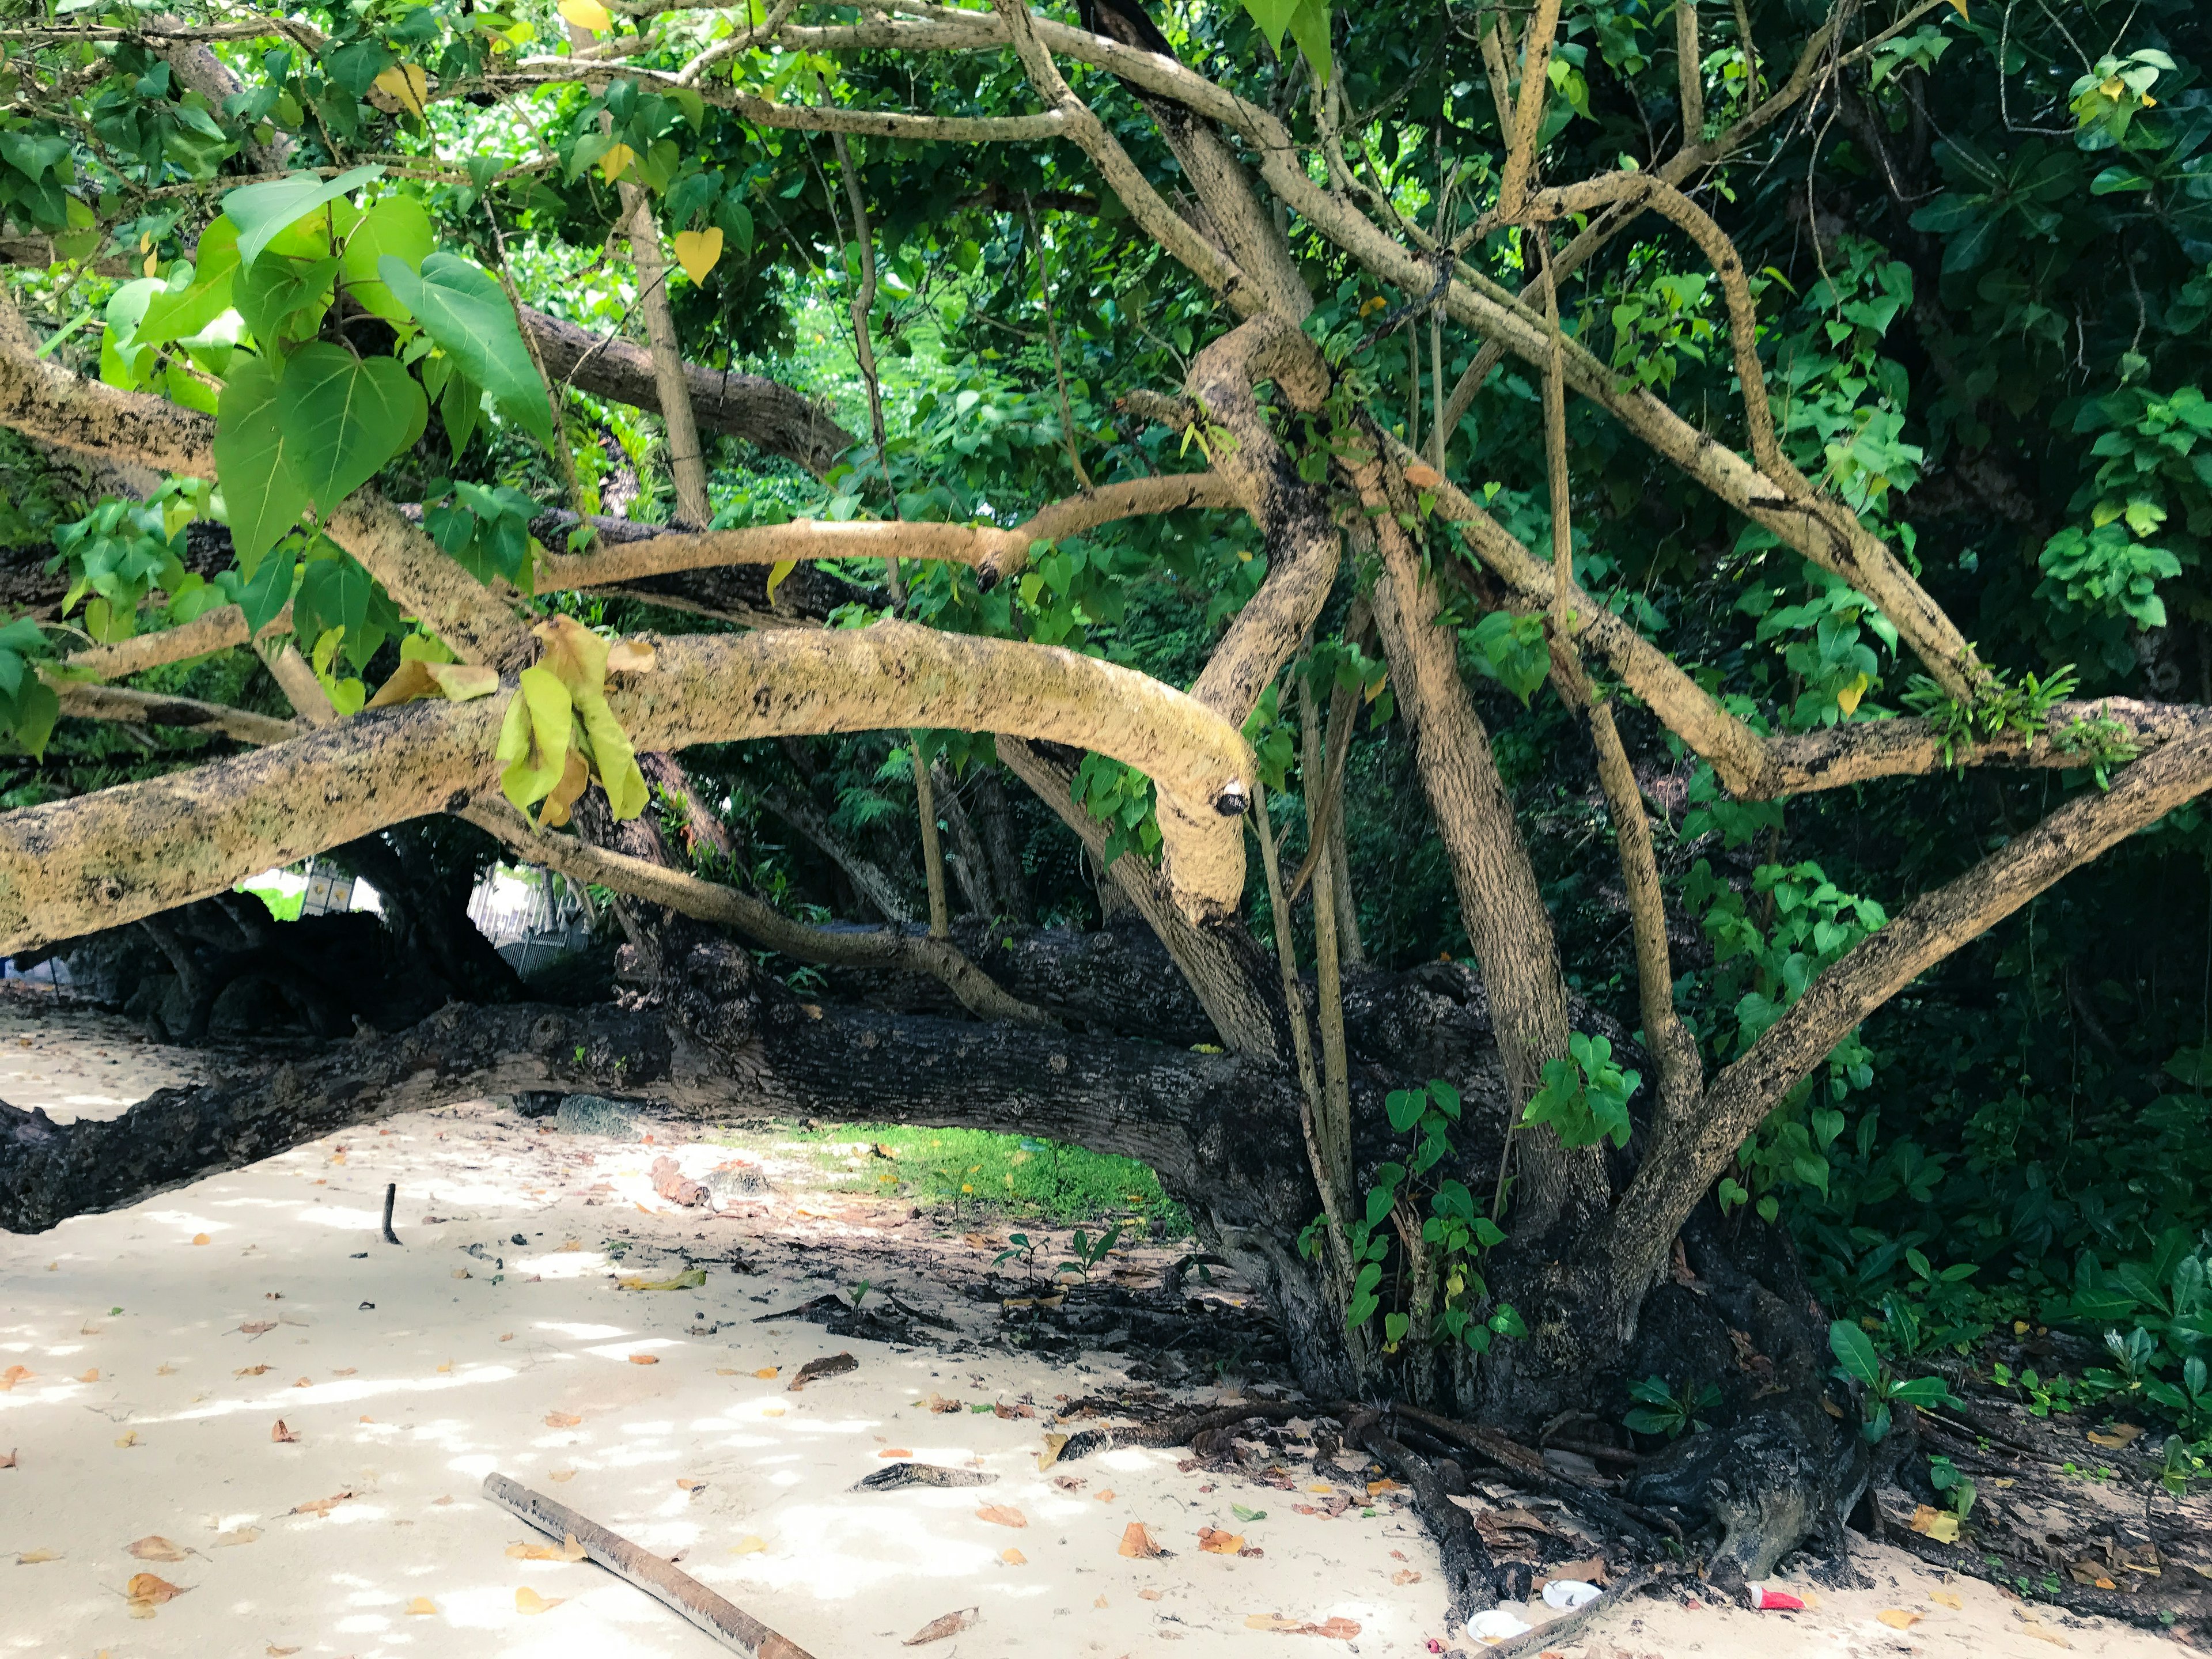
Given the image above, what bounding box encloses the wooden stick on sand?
[482,1471,818,1657]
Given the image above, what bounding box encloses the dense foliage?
[3,0,2210,1473]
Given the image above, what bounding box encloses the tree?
[3,0,2210,1610]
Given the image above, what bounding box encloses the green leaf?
[1828,1319,1881,1387]
[1241,0,1301,51]
[1285,0,1332,83]
[229,537,297,634]
[274,343,426,513]
[338,194,433,320]
[213,355,312,573]
[233,251,340,348]
[377,252,554,446]
[222,164,385,268]
[135,218,242,350]
[294,552,398,671]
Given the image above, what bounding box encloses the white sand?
[0,990,2190,1658]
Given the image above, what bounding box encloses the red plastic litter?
[1753,1586,1805,1611]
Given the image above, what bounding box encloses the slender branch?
[1598,722,2212,1284]
[65,600,291,680]
[463,803,1051,1025]
[533,474,1238,593]
[47,675,301,747]
[1547,646,1703,1135]
[0,332,531,668]
[1495,0,1564,219]
[1676,0,1706,140]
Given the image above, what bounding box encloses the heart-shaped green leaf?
[377,252,554,446]
[213,354,311,574]
[274,344,427,513]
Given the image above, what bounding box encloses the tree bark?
[1350,457,1602,1238]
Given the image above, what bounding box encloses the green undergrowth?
[797,1122,1191,1238]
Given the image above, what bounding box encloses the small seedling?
[1056,1222,1123,1283]
[1624,1374,1721,1440]
[993,1233,1040,1282]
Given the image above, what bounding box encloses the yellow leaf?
[1001,1547,1027,1565]
[559,0,612,33]
[405,1596,437,1615]
[77,1368,98,1382]
[18,1548,60,1563]
[548,1468,576,1483]
[1931,1589,1963,1609]
[213,1527,259,1548]
[546,1410,582,1427]
[1198,1527,1244,1555]
[766,558,798,607]
[191,1233,210,1245]
[618,1267,707,1291]
[515,1585,565,1614]
[628,1353,660,1365]
[1943,0,1965,15]
[1037,1432,1070,1471]
[114,1431,139,1448]
[755,1367,780,1379]
[730,1535,767,1555]
[975,1503,1027,1528]
[677,1477,709,1491]
[1836,671,1870,715]
[672,227,724,285]
[126,1572,187,1605]
[1877,1609,1922,1630]
[373,63,429,118]
[597,142,637,185]
[2088,1423,2142,1447]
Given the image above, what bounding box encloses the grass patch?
[237,880,303,921]
[799,1123,1191,1239]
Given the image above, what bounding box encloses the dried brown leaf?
[975,1504,1027,1528]
[1119,1521,1165,1558]
[903,1606,979,1645]
[127,1536,189,1562]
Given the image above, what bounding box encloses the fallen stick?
[480,1472,817,1658]
[380,1182,400,1245]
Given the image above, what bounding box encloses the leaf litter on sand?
[1244,1613,1362,1639]
[126,1536,190,1562]
[124,1572,188,1617]
[789,1351,857,1391]
[507,1533,587,1562]
[515,1585,565,1613]
[1119,1521,1166,1558]
[904,1607,979,1645]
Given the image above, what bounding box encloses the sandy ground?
[0,987,2196,1659]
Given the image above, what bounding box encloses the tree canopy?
[5,0,2212,1611]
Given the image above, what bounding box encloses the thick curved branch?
[1755,700,2212,796]
[0,622,1254,952]
[1597,723,2212,1286]
[533,473,1236,594]
[517,308,854,478]
[461,801,1055,1027]
[1184,316,1338,722]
